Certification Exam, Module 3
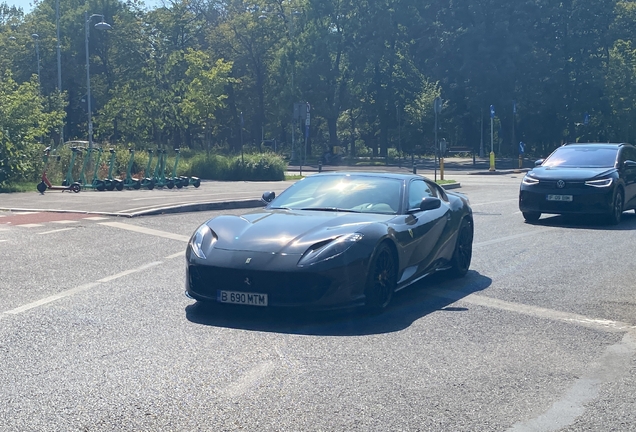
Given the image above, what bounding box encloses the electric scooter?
[152,149,174,189]
[140,149,155,190]
[37,147,81,193]
[171,148,200,188]
[123,148,142,190]
[77,147,106,191]
[102,149,124,191]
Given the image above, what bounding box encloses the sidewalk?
[0,158,523,217]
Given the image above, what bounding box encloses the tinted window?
[543,146,618,168]
[408,180,435,210]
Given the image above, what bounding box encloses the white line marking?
[166,251,184,259]
[222,361,276,398]
[17,224,44,228]
[99,221,190,242]
[2,261,163,316]
[429,288,635,332]
[0,240,7,243]
[50,220,78,224]
[38,228,75,235]
[473,229,554,248]
[13,211,39,215]
[83,216,110,221]
[97,262,162,283]
[470,198,518,207]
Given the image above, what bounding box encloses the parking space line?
[38,228,75,235]
[473,228,554,248]
[50,220,78,224]
[17,224,44,228]
[166,251,184,259]
[470,198,518,207]
[99,221,190,242]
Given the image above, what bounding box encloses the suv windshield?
[543,146,618,168]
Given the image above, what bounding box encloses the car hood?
[529,166,616,180]
[206,209,393,254]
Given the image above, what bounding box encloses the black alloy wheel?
[608,189,624,225]
[364,243,397,313]
[448,218,474,278]
[522,211,541,222]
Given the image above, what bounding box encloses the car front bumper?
[519,184,615,215]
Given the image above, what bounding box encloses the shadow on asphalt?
[526,211,636,230]
[184,271,491,336]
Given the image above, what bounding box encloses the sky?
[7,0,160,13]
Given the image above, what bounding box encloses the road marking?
[473,228,554,248]
[166,251,184,259]
[13,211,39,215]
[83,216,110,221]
[38,228,75,235]
[2,261,163,316]
[428,288,635,333]
[508,332,636,432]
[50,220,78,224]
[222,361,277,399]
[0,240,7,243]
[17,224,44,228]
[99,221,190,242]
[470,198,518,207]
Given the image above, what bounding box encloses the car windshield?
[542,146,618,168]
[269,175,402,214]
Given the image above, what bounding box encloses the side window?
[408,180,435,210]
[427,180,448,201]
[624,147,636,162]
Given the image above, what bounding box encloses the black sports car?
[519,143,636,224]
[186,172,473,312]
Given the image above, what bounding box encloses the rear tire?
[115,181,124,191]
[522,211,541,222]
[70,183,81,193]
[37,182,47,193]
[363,243,397,314]
[448,218,473,278]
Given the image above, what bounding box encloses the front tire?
[522,211,541,222]
[363,243,397,314]
[37,182,47,193]
[608,189,624,225]
[448,218,474,278]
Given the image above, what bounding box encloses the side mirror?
[534,159,544,166]
[623,160,636,168]
[261,191,276,203]
[409,197,441,213]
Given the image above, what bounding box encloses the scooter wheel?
[147,180,155,190]
[193,179,201,188]
[167,180,175,189]
[37,182,47,193]
[70,183,81,193]
[105,181,115,191]
[96,181,105,192]
[176,180,183,189]
[134,181,141,190]
[115,181,124,191]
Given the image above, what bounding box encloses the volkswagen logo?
[244,277,252,286]
[556,180,565,189]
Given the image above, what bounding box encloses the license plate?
[217,290,268,306]
[546,194,573,202]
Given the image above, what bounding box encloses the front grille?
[537,180,585,189]
[188,265,331,304]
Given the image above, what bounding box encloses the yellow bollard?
[489,151,496,171]
[440,157,444,180]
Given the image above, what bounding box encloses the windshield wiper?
[269,206,291,210]
[300,207,361,213]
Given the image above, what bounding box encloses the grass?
[284,175,304,180]
[436,179,456,185]
[0,182,38,193]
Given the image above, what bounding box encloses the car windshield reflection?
[543,146,618,168]
[269,175,402,214]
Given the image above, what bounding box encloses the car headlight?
[297,233,364,267]
[585,178,613,188]
[190,224,216,259]
[522,175,539,185]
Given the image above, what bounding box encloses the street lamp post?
[32,34,40,91]
[84,12,112,149]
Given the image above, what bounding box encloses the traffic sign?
[490,105,495,118]
[433,97,442,114]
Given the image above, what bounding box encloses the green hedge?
[186,153,286,181]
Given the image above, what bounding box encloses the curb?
[468,169,530,175]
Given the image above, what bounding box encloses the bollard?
[412,163,417,175]
[489,151,496,171]
[440,157,445,180]
[318,161,322,173]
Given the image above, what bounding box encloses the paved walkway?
[0,157,527,217]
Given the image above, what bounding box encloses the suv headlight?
[298,233,364,267]
[522,175,539,185]
[585,178,613,188]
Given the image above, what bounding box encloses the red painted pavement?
[0,212,92,226]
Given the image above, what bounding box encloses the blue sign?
[305,125,309,138]
[240,112,244,127]
[519,141,525,154]
[584,113,590,126]
[490,105,495,118]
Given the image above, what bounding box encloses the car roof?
[309,172,425,181]
[562,142,633,149]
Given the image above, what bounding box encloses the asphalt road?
[1,172,635,431]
